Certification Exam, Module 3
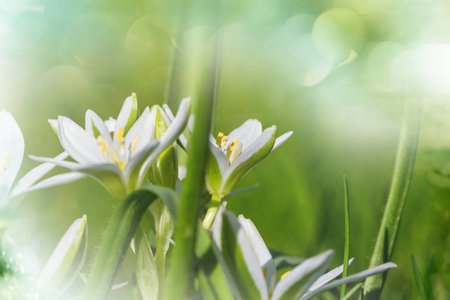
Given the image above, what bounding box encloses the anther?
[97,137,107,153]
[227,140,242,164]
[130,135,140,152]
[280,270,291,280]
[4,155,11,168]
[216,132,224,146]
[117,128,125,148]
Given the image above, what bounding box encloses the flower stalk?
[364,98,421,298]
[202,194,222,230]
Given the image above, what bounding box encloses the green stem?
[202,194,222,230]
[162,30,219,299]
[364,99,421,298]
[83,190,158,300]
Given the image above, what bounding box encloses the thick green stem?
[83,190,158,300]
[202,194,222,230]
[162,33,219,299]
[364,99,421,298]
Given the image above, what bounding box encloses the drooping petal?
[163,102,190,151]
[38,215,87,289]
[220,126,276,197]
[271,250,334,300]
[137,98,190,187]
[58,116,106,164]
[114,93,139,144]
[29,155,81,170]
[10,152,69,197]
[24,172,87,193]
[227,119,263,151]
[85,110,112,143]
[0,109,24,197]
[300,262,397,300]
[272,131,293,151]
[238,215,277,293]
[307,258,355,292]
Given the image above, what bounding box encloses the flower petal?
[221,126,276,197]
[205,146,228,195]
[114,93,139,143]
[163,103,190,151]
[227,119,263,151]
[24,172,86,193]
[10,152,69,197]
[0,109,24,197]
[29,154,81,170]
[58,116,106,164]
[272,131,293,151]
[104,117,116,133]
[300,262,397,300]
[215,210,269,300]
[137,98,190,188]
[124,141,159,192]
[308,258,355,292]
[38,215,87,289]
[125,107,153,155]
[48,119,59,136]
[85,110,112,143]
[272,250,333,300]
[238,215,277,293]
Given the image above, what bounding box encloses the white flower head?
[30,94,191,198]
[212,211,397,300]
[206,119,293,198]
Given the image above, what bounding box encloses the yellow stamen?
[130,135,140,152]
[97,137,108,153]
[222,136,229,147]
[4,155,11,168]
[280,270,291,280]
[117,128,125,149]
[117,162,124,171]
[227,140,242,164]
[263,267,268,278]
[216,132,224,146]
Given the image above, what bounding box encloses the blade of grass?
[364,98,421,298]
[340,174,350,299]
[341,282,362,300]
[411,255,428,300]
[162,15,221,300]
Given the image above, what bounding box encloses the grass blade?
[340,174,350,299]
[411,255,428,300]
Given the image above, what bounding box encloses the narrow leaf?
[411,255,428,300]
[340,174,350,299]
[136,231,158,300]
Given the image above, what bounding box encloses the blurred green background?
[1,0,449,298]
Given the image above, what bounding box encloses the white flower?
[206,119,292,198]
[1,216,87,299]
[0,109,67,206]
[30,94,191,198]
[212,211,397,300]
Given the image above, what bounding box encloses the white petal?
[125,107,153,154]
[10,152,69,197]
[300,262,397,300]
[85,110,113,144]
[137,98,190,187]
[272,131,293,151]
[104,117,116,133]
[29,155,81,170]
[39,215,87,288]
[308,258,355,292]
[25,172,86,192]
[0,109,24,196]
[114,93,138,144]
[48,119,59,135]
[227,119,263,151]
[272,250,334,300]
[238,215,277,292]
[58,116,106,164]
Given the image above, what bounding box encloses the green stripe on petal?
[115,93,139,138]
[205,148,223,195]
[221,127,276,197]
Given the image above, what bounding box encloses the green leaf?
[411,255,428,300]
[340,175,350,299]
[136,231,159,300]
[83,186,179,300]
[341,282,362,300]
